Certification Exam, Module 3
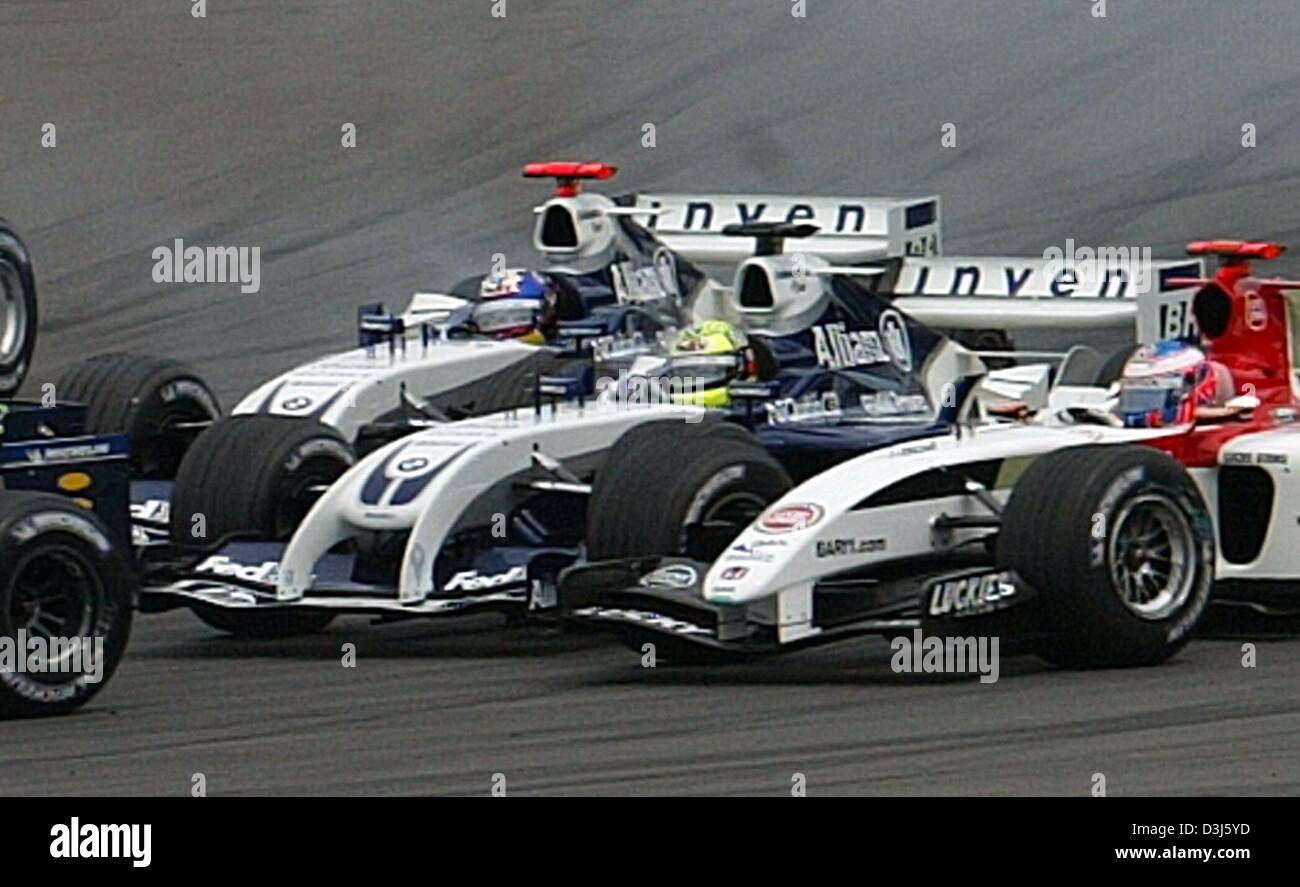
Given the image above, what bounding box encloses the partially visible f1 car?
[0,223,132,717]
[561,240,1300,669]
[0,399,135,717]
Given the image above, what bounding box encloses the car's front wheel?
[170,415,354,638]
[586,417,792,563]
[998,444,1214,668]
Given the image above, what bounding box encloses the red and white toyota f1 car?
[562,240,1300,668]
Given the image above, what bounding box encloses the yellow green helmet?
[667,321,746,407]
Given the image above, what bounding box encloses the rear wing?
[883,256,1206,337]
[632,194,941,265]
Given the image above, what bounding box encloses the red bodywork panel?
[1137,242,1298,468]
[1143,412,1277,469]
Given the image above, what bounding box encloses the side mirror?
[1225,394,1261,412]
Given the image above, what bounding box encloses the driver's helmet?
[472,270,556,343]
[1116,340,1226,427]
[662,320,748,408]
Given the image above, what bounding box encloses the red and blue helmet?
[1116,340,1230,428]
[472,270,557,339]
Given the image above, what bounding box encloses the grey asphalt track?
[3,0,1300,795]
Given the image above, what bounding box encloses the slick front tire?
[0,221,38,398]
[998,445,1214,668]
[587,418,792,562]
[171,415,353,638]
[171,414,354,545]
[56,353,222,479]
[0,492,133,718]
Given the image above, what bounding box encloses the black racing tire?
[0,492,134,718]
[587,417,792,562]
[56,353,222,479]
[997,444,1214,668]
[1095,344,1140,387]
[0,220,38,398]
[170,415,354,637]
[171,414,355,545]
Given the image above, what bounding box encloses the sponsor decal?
[196,555,280,585]
[719,566,749,581]
[22,442,112,465]
[927,570,1017,618]
[765,392,842,425]
[396,456,431,474]
[12,511,113,555]
[890,440,938,458]
[638,564,699,589]
[860,391,931,418]
[1223,451,1288,466]
[648,198,872,235]
[130,499,171,524]
[444,565,527,593]
[1245,290,1268,331]
[726,539,786,563]
[810,311,913,372]
[757,503,824,534]
[878,309,913,372]
[281,396,313,411]
[816,537,886,558]
[810,322,888,370]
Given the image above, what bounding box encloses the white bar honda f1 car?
[560,240,1300,669]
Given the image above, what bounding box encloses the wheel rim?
[1107,492,1196,621]
[0,262,28,367]
[681,490,770,562]
[139,391,220,479]
[274,455,351,538]
[4,545,104,681]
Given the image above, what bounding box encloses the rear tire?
[1095,344,1140,387]
[170,416,354,638]
[587,417,791,562]
[449,275,484,299]
[56,353,221,479]
[0,221,38,398]
[0,492,133,718]
[998,444,1213,668]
